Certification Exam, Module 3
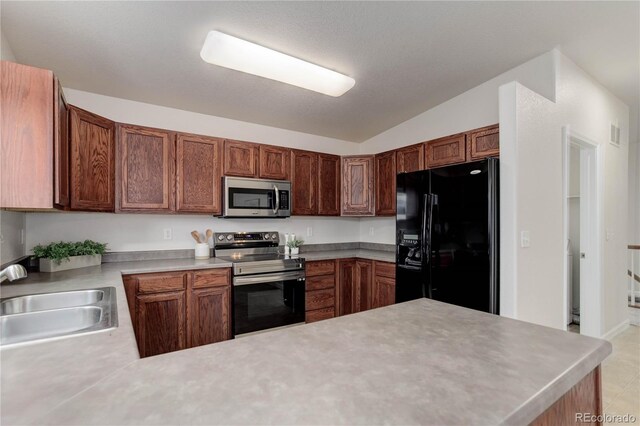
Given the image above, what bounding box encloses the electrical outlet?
[369,227,374,236]
[520,231,530,248]
[163,228,172,240]
[306,227,313,237]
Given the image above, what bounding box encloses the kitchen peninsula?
[1,261,610,425]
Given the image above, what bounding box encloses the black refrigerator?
[396,158,499,314]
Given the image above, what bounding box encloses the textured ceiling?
[1,1,638,142]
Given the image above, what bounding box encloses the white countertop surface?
[0,255,610,425]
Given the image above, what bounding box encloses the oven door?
[222,177,290,218]
[233,270,305,336]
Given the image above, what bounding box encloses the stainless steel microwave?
[220,177,291,218]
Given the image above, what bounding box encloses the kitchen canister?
[195,243,210,260]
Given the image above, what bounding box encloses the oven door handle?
[233,271,305,286]
[273,185,280,215]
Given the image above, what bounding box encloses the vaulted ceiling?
[2,1,638,142]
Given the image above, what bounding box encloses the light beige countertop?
[0,255,610,425]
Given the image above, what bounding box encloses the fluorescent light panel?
[200,31,355,97]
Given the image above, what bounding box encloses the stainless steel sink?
[1,289,104,314]
[0,287,118,347]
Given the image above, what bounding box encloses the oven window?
[234,280,305,335]
[229,188,274,210]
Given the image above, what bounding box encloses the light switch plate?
[520,231,530,248]
[163,228,172,240]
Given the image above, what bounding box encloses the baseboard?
[601,319,630,341]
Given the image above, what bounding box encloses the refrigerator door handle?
[422,193,435,298]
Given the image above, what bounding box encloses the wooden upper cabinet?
[69,106,116,212]
[317,153,341,216]
[291,149,318,215]
[259,145,290,180]
[176,133,222,214]
[425,133,466,168]
[396,144,424,173]
[117,124,175,212]
[223,139,259,178]
[469,124,499,160]
[54,77,70,208]
[1,61,55,209]
[375,150,396,216]
[342,156,375,216]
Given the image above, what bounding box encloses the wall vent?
[610,122,621,147]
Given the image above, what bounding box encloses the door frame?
[562,126,604,337]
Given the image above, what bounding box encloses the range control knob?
[226,234,233,241]
[272,234,278,239]
[217,235,224,241]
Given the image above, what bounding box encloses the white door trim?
[562,126,604,337]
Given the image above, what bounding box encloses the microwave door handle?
[273,185,279,214]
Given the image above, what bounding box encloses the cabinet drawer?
[136,272,188,294]
[306,274,335,291]
[193,268,230,288]
[306,307,335,323]
[374,261,395,278]
[306,260,336,277]
[306,288,335,311]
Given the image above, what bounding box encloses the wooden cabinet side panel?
[136,291,186,358]
[1,62,54,209]
[375,151,396,216]
[223,140,259,178]
[259,145,290,180]
[291,149,318,215]
[342,156,375,216]
[176,134,222,214]
[70,106,115,211]
[317,154,341,216]
[54,77,70,208]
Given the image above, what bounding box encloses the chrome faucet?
[0,264,27,283]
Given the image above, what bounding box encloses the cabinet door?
[469,124,499,160]
[291,150,318,215]
[396,144,424,173]
[425,134,466,168]
[259,145,290,180]
[375,151,396,216]
[136,291,186,358]
[341,156,375,216]
[190,286,231,348]
[223,139,259,178]
[1,62,54,209]
[338,259,357,316]
[70,107,116,211]
[356,260,373,312]
[373,276,396,309]
[54,78,70,208]
[118,125,174,212]
[317,153,341,216]
[176,133,222,214]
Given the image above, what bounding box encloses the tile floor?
[602,324,640,424]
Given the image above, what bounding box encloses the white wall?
[499,50,630,337]
[358,50,558,244]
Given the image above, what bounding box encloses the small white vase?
[195,243,210,260]
[291,247,299,255]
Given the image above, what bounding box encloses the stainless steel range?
[214,232,305,336]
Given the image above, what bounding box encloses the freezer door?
[429,160,494,313]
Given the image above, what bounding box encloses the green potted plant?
[32,240,108,272]
[286,239,304,256]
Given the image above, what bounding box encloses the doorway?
[563,127,603,337]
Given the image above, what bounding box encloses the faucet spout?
[0,264,28,283]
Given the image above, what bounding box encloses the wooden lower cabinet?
[305,260,337,323]
[338,259,395,316]
[123,268,231,358]
[372,261,396,308]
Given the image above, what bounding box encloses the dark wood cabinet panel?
[136,291,186,358]
[306,274,336,291]
[306,260,336,277]
[469,124,499,160]
[375,150,396,216]
[317,153,341,216]
[306,307,335,323]
[305,260,337,322]
[341,156,375,216]
[338,259,357,316]
[396,144,425,173]
[136,272,188,294]
[193,269,230,289]
[1,61,55,209]
[372,275,396,309]
[356,260,373,311]
[190,286,231,348]
[374,261,395,279]
[259,145,290,180]
[54,77,70,208]
[69,106,116,212]
[117,124,175,212]
[291,149,318,215]
[176,133,222,214]
[425,134,466,168]
[306,288,335,311]
[223,139,259,178]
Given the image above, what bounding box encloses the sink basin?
[0,289,104,314]
[1,306,102,345]
[0,287,118,347]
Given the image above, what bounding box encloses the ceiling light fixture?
[200,31,355,97]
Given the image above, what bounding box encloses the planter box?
[39,254,102,273]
